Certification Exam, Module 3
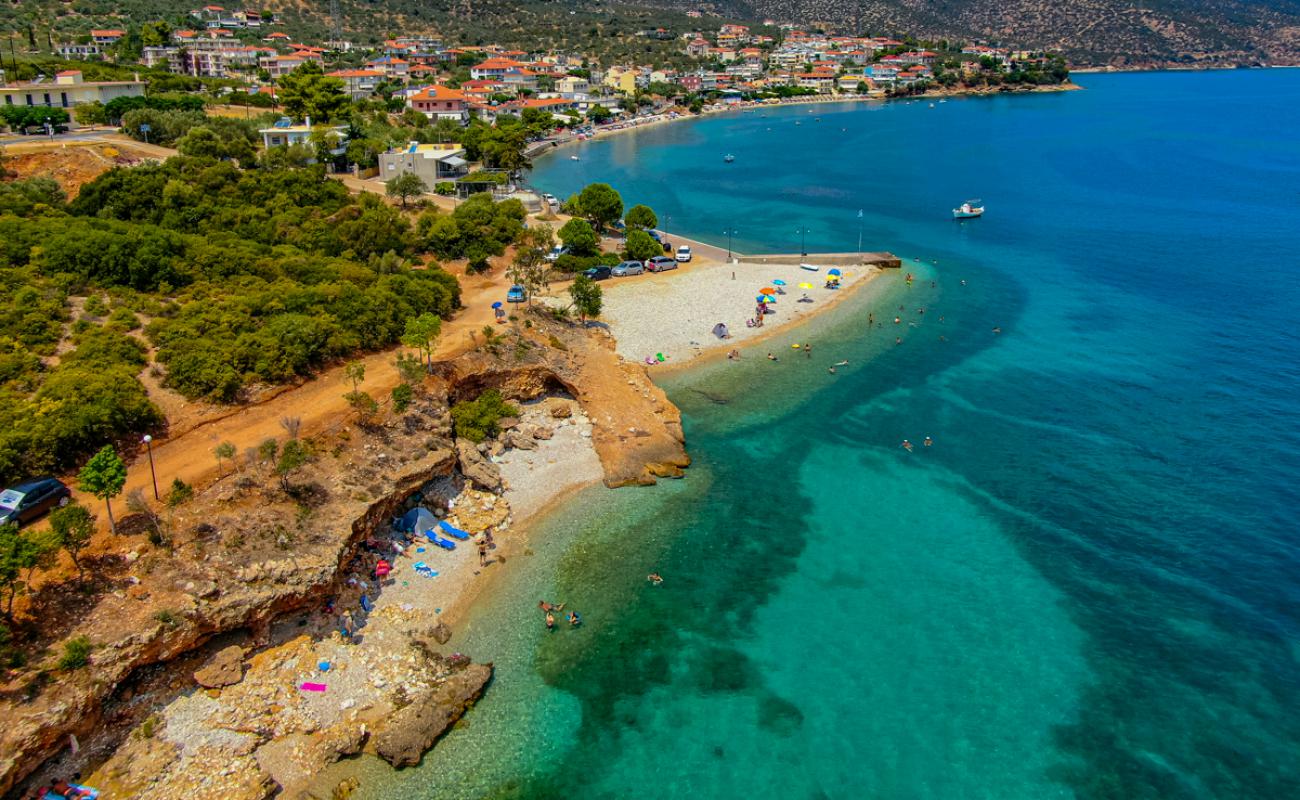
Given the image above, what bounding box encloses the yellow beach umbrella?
[798,282,814,289]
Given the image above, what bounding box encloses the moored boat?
[953,200,984,219]
[724,154,735,163]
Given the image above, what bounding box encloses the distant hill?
[3,0,1298,66]
[681,0,1300,66]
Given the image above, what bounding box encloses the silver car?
[612,260,644,277]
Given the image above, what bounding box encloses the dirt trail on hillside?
[107,268,506,507]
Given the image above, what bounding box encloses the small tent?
[394,507,439,535]
[712,322,730,339]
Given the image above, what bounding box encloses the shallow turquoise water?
[345,71,1300,799]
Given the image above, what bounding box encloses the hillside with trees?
[0,147,481,487]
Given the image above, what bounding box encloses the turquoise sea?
[343,71,1300,798]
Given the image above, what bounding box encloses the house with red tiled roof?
[408,84,468,122]
[327,69,385,99]
[366,56,409,79]
[264,32,291,41]
[470,57,525,81]
[90,29,126,45]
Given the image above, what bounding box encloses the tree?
[214,441,236,475]
[401,313,442,373]
[78,445,127,534]
[557,218,599,256]
[74,101,107,127]
[391,383,413,412]
[394,352,425,385]
[587,105,612,123]
[0,524,45,621]
[624,204,658,231]
[624,229,660,262]
[568,274,603,324]
[279,62,348,123]
[176,126,225,160]
[385,172,427,209]
[344,360,365,393]
[508,226,555,306]
[577,183,623,231]
[275,438,309,492]
[49,504,94,581]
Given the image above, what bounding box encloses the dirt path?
[105,266,509,510]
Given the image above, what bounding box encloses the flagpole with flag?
[857,209,864,255]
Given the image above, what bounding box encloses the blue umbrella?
[828,268,843,276]
[772,279,787,286]
[491,301,503,309]
[756,295,775,303]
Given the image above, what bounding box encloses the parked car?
[545,246,569,262]
[0,477,71,526]
[542,193,559,205]
[506,284,528,303]
[675,245,693,263]
[611,260,644,277]
[584,265,612,281]
[645,256,677,272]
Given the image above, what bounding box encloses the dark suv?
[0,478,72,526]
[583,265,613,281]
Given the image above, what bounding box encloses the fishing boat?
[724,154,735,163]
[952,200,984,220]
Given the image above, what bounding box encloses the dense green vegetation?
[451,389,519,443]
[0,145,492,484]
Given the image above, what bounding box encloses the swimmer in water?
[992,326,1002,334]
[834,360,849,366]
[828,367,837,374]
[901,439,914,452]
[895,337,903,345]
[894,317,901,324]
[545,612,555,631]
[767,352,778,361]
[923,436,933,447]
[647,573,664,586]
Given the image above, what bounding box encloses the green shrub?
[450,389,519,442]
[392,382,413,413]
[58,636,92,670]
[434,182,455,195]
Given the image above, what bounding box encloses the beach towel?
[300,682,328,692]
[359,595,373,613]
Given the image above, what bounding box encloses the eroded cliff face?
[0,314,688,798]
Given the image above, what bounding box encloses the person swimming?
[647,573,664,585]
[545,612,555,630]
[834,360,849,366]
[567,611,582,627]
[766,352,778,361]
[923,436,933,447]
[901,439,914,452]
[828,367,836,374]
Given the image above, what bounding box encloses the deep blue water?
[342,70,1300,799]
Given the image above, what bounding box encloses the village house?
[328,69,385,99]
[0,70,144,110]
[258,116,346,153]
[90,29,125,46]
[260,52,323,79]
[407,84,468,122]
[366,56,410,80]
[378,143,469,186]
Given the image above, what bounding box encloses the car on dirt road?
[506,285,528,303]
[612,260,644,277]
[0,477,71,526]
[583,265,613,281]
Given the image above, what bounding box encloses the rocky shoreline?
[0,313,687,799]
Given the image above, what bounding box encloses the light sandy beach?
[599,258,882,365]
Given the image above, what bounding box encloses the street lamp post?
[722,226,738,262]
[142,434,159,501]
[796,226,810,257]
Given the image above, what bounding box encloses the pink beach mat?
[299,682,328,692]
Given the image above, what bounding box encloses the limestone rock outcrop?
[373,663,493,768]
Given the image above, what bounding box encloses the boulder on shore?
[456,439,502,493]
[194,645,246,688]
[374,663,493,768]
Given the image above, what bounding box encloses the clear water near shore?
[337,70,1300,799]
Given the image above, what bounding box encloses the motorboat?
[953,200,984,219]
[724,154,735,163]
